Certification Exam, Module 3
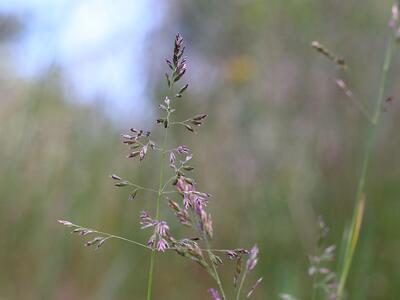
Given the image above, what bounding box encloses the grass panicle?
[58,34,261,300]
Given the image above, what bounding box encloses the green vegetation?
[1,1,400,299]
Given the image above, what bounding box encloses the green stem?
[337,34,396,299]
[92,232,150,249]
[204,234,227,300]
[146,115,170,300]
[311,282,317,300]
[126,182,158,193]
[236,269,248,300]
[160,175,177,193]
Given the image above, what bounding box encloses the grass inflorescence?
[59,34,261,300]
[59,4,399,299]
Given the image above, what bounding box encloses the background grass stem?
[337,34,396,300]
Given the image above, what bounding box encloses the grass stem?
[204,234,227,299]
[337,33,396,300]
[146,119,169,300]
[236,270,248,300]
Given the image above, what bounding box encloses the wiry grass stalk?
[146,85,173,300]
[235,269,248,300]
[337,33,396,299]
[204,233,227,299]
[235,245,259,300]
[146,129,169,300]
[58,219,246,254]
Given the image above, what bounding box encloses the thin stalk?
[88,231,151,249]
[59,221,152,249]
[204,234,227,300]
[160,175,177,193]
[61,220,242,253]
[162,190,180,195]
[347,94,374,123]
[236,270,248,300]
[125,182,158,193]
[311,262,320,300]
[146,73,175,299]
[146,125,169,300]
[311,283,317,300]
[337,34,396,299]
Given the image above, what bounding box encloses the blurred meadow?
[1,1,400,299]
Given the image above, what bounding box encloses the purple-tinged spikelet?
[208,288,222,300]
[246,245,259,271]
[246,277,263,298]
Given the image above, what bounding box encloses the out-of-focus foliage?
[1,1,400,299]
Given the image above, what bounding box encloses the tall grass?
[337,23,398,300]
[58,34,262,300]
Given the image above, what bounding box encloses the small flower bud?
[139,145,148,161]
[157,238,169,252]
[165,59,173,70]
[246,277,263,298]
[128,190,138,201]
[57,220,73,227]
[389,4,399,28]
[169,151,176,164]
[95,238,107,250]
[110,174,122,181]
[184,177,194,185]
[149,140,156,149]
[177,145,190,154]
[127,151,140,158]
[191,120,203,126]
[178,83,189,95]
[165,73,171,87]
[184,124,194,132]
[114,181,130,187]
[210,253,223,265]
[208,288,222,300]
[246,245,259,271]
[192,114,208,121]
[121,134,134,139]
[168,200,180,212]
[85,237,103,247]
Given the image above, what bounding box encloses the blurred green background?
[1,1,400,299]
